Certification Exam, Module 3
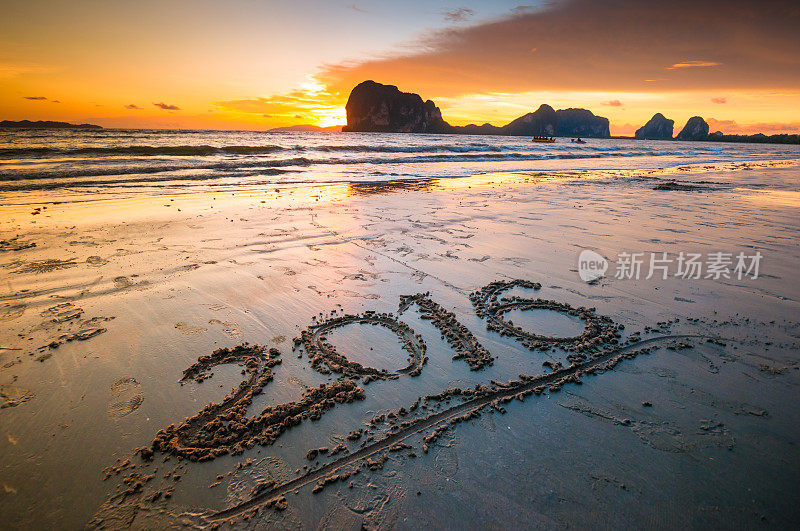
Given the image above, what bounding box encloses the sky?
[2,0,799,134]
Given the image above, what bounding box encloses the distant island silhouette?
[266,124,343,133]
[341,81,799,144]
[1,120,102,130]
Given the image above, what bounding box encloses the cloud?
[602,100,623,106]
[667,61,722,70]
[443,8,474,23]
[153,102,180,110]
[23,96,47,100]
[218,92,320,115]
[125,104,142,109]
[511,5,536,15]
[711,97,727,104]
[318,0,800,98]
[51,100,60,103]
[707,118,800,134]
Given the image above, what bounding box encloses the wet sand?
[1,162,799,528]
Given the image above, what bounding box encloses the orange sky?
[2,0,799,134]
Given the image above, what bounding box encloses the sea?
[2,129,799,199]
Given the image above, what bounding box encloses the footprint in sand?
[0,304,26,321]
[208,319,242,338]
[113,276,133,288]
[86,256,109,267]
[0,384,35,409]
[107,378,144,419]
[174,322,208,335]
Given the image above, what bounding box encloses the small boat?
[571,138,586,144]
[532,136,556,143]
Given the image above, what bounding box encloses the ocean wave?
[0,145,290,158]
[3,129,798,195]
[0,160,297,181]
[1,141,748,162]
[313,143,505,153]
[0,142,520,158]
[0,169,290,192]
[0,150,731,181]
[2,141,752,160]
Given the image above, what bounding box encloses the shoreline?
[3,124,799,146]
[2,157,799,208]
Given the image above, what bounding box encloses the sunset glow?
[2,0,799,133]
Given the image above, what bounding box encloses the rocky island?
[634,113,674,140]
[342,81,610,137]
[342,80,450,134]
[632,114,798,144]
[675,116,710,141]
[555,108,611,138]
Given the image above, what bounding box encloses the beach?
[1,132,799,528]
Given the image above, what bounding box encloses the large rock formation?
[452,123,502,135]
[341,81,450,133]
[451,107,608,137]
[500,104,558,136]
[675,116,709,141]
[635,113,674,140]
[342,81,610,137]
[555,108,610,138]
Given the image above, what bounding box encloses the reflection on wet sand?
[345,179,439,197]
